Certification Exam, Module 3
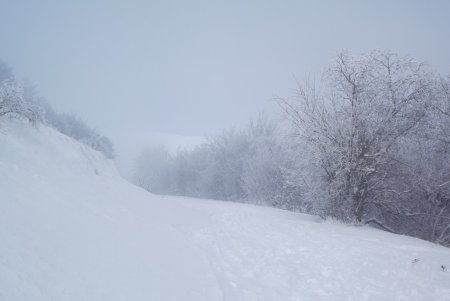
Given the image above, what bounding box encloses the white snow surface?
[1,119,450,301]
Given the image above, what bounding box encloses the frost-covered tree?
[0,61,42,124]
[0,80,43,125]
[398,75,450,244]
[41,113,114,158]
[277,51,432,223]
[240,114,302,209]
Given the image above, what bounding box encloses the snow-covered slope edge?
[0,119,449,301]
[0,119,223,301]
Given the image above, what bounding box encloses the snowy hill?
[1,119,450,301]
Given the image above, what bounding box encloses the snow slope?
[1,119,449,301]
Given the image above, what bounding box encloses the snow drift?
[0,119,449,301]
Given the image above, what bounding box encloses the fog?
[1,0,449,167]
[2,2,450,294]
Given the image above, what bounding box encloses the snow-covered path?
[1,120,450,301]
[172,198,450,300]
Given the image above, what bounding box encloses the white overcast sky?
[1,0,449,142]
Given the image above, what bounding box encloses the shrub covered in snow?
[0,61,115,159]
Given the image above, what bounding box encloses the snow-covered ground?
[1,119,449,301]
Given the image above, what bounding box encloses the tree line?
[0,61,115,159]
[133,51,450,246]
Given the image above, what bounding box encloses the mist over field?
[2,1,450,166]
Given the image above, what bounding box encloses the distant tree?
[131,114,304,209]
[240,114,295,209]
[169,146,210,197]
[53,113,115,158]
[133,146,173,194]
[0,61,13,82]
